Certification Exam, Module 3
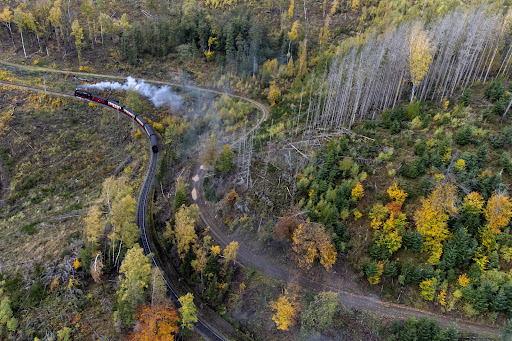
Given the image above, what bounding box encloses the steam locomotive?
[74,89,159,153]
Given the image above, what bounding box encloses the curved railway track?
[0,80,231,341]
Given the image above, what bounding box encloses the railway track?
[0,81,231,341]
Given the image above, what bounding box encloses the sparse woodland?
[3,0,512,340]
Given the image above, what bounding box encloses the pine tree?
[384,262,398,279]
[492,289,509,312]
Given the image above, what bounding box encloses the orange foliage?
[129,301,179,341]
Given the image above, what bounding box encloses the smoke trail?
[82,77,183,109]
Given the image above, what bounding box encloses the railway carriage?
[74,88,159,153]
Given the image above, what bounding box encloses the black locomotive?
[74,89,159,153]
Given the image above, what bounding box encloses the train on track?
[74,88,159,153]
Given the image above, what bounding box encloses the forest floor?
[0,159,10,210]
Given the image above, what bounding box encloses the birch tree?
[0,7,16,50]
[409,26,434,101]
[49,0,62,49]
[71,19,85,63]
[116,245,152,328]
[13,5,27,58]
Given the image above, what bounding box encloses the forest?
[2,0,512,340]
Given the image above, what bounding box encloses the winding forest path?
[192,166,500,337]
[0,60,501,338]
[192,166,501,337]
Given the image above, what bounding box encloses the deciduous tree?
[173,204,199,260]
[420,277,438,301]
[150,267,167,306]
[292,223,337,270]
[90,252,104,283]
[414,181,458,264]
[300,291,339,331]
[409,26,434,101]
[270,289,301,331]
[84,205,104,245]
[71,19,85,63]
[129,301,179,341]
[178,293,197,330]
[273,215,299,241]
[223,241,239,269]
[215,145,235,175]
[110,194,139,250]
[116,245,152,327]
[351,181,364,201]
[13,5,27,58]
[0,7,16,50]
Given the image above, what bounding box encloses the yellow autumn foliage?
[269,290,300,331]
[414,181,458,264]
[458,274,470,287]
[351,182,364,201]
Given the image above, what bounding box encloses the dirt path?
[192,166,500,336]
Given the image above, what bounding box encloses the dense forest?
[2,0,512,340]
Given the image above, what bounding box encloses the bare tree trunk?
[114,240,123,267]
[20,29,27,58]
[54,25,60,48]
[88,20,94,48]
[501,97,512,123]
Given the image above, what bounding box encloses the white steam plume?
[82,77,183,109]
